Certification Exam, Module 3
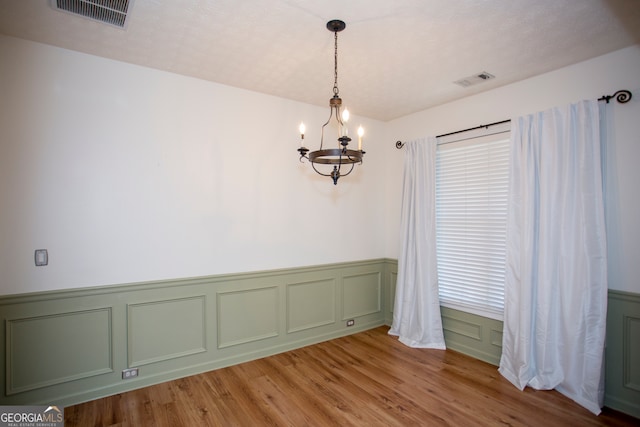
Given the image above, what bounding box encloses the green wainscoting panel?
[384,260,397,325]
[0,259,389,406]
[343,271,381,319]
[387,270,397,325]
[216,286,280,348]
[441,307,503,366]
[286,279,336,333]
[6,308,112,395]
[442,313,482,340]
[127,296,206,367]
[605,290,640,418]
[489,328,504,348]
[626,317,640,390]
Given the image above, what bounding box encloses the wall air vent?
[51,0,133,29]
[454,71,495,88]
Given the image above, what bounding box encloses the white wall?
[2,35,638,296]
[0,35,387,295]
[385,45,640,293]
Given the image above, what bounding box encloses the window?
[435,125,510,320]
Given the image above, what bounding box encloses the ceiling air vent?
[52,0,133,29]
[454,71,495,88]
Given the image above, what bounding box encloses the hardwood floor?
[65,326,638,426]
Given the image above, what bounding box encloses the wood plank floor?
[65,326,638,426]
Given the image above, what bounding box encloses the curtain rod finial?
[599,89,632,104]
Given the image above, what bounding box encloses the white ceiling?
[1,0,639,121]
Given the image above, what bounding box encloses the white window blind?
[435,128,510,320]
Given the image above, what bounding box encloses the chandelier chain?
[333,31,339,97]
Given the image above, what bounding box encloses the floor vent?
[52,0,132,28]
[454,71,495,88]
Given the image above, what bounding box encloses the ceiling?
[1,1,639,121]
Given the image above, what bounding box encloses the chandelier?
[297,19,365,185]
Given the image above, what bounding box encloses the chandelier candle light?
[297,19,365,185]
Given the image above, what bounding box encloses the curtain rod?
[395,89,632,149]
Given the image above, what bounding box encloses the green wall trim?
[608,289,640,303]
[3,258,636,419]
[0,259,391,407]
[0,259,392,303]
[440,307,503,366]
[605,289,640,418]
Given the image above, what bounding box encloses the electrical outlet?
[346,319,355,327]
[122,368,139,379]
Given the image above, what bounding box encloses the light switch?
[35,249,48,266]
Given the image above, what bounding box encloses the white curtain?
[499,100,608,415]
[389,137,446,349]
